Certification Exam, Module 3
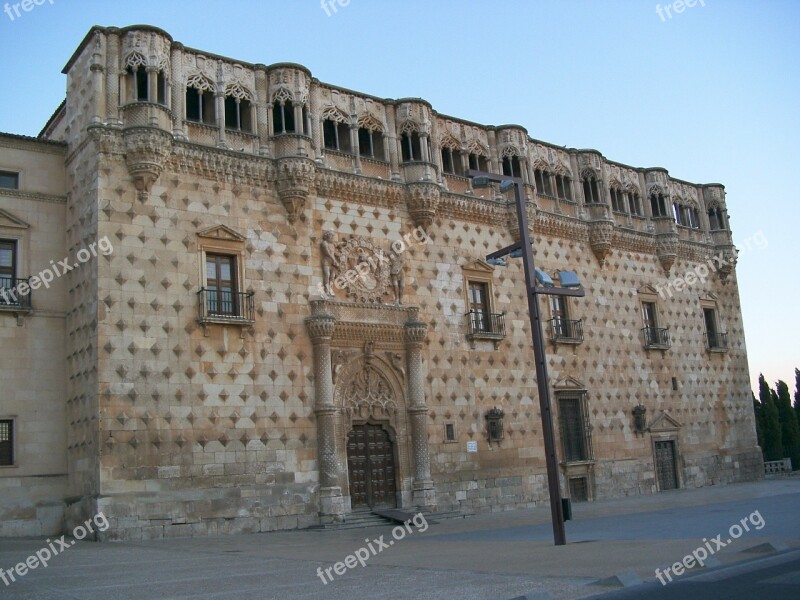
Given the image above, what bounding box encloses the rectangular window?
[0,171,19,190]
[558,397,591,462]
[0,239,16,303]
[468,153,487,173]
[358,128,384,160]
[444,422,456,443]
[0,419,13,466]
[205,253,238,316]
[468,281,490,333]
[401,132,422,162]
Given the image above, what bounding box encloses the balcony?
[196,288,255,335]
[0,276,32,313]
[642,326,671,350]
[549,318,584,344]
[465,310,506,348]
[706,331,729,352]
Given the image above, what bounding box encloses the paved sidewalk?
[1,478,799,599]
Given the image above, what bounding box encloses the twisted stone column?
[305,307,344,520]
[405,320,436,509]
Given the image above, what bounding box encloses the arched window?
[125,53,166,104]
[357,115,385,160]
[582,172,602,204]
[272,90,295,134]
[534,167,553,196]
[610,186,626,213]
[185,74,215,125]
[224,83,253,132]
[555,173,572,200]
[322,107,351,152]
[708,205,726,230]
[502,154,521,178]
[649,188,668,217]
[400,129,422,162]
[440,137,464,176]
[626,190,643,216]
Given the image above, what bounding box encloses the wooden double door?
[347,424,397,509]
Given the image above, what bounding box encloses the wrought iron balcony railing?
[706,331,729,351]
[549,318,584,343]
[642,326,671,349]
[197,288,255,323]
[0,276,32,311]
[465,310,506,338]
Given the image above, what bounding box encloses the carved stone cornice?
[170,142,275,187]
[612,228,656,254]
[405,181,441,228]
[122,126,173,192]
[438,191,506,226]
[315,168,404,207]
[534,211,589,242]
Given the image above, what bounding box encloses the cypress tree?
[794,368,800,431]
[776,380,800,470]
[753,391,764,449]
[759,374,782,462]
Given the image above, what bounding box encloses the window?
[126,66,166,104]
[273,101,295,134]
[558,396,592,462]
[468,152,488,173]
[441,146,464,176]
[358,127,385,160]
[708,206,725,230]
[323,118,351,152]
[463,260,505,347]
[627,191,643,216]
[224,96,252,132]
[185,83,215,125]
[549,294,583,343]
[468,281,491,332]
[444,422,456,443]
[650,191,668,217]
[555,174,572,200]
[534,168,553,196]
[703,307,727,351]
[401,131,422,162]
[502,155,521,178]
[0,419,13,466]
[610,187,626,213]
[0,239,16,305]
[641,300,670,348]
[582,174,602,204]
[0,171,19,190]
[205,253,239,316]
[485,408,504,443]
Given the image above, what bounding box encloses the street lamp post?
[466,169,584,546]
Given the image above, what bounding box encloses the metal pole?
[466,169,566,546]
[511,180,567,546]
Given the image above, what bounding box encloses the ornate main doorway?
[347,424,397,509]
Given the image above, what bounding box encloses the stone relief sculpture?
[319,233,406,305]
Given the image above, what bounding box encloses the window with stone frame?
[468,152,488,172]
[0,419,13,466]
[224,83,253,133]
[627,190,644,216]
[322,109,353,154]
[610,186,627,213]
[502,154,522,178]
[708,205,726,230]
[0,171,19,190]
[358,127,385,160]
[534,167,553,196]
[582,172,603,204]
[196,226,254,327]
[558,395,592,462]
[649,189,669,217]
[555,173,572,201]
[185,75,216,125]
[462,259,505,347]
[401,131,423,162]
[124,53,166,105]
[440,141,465,176]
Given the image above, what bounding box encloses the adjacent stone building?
[0,25,762,540]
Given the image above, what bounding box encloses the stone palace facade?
[0,25,762,540]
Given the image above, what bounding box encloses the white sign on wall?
[466,441,478,453]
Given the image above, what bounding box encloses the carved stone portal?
[305,299,435,520]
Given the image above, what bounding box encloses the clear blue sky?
[1,0,798,395]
